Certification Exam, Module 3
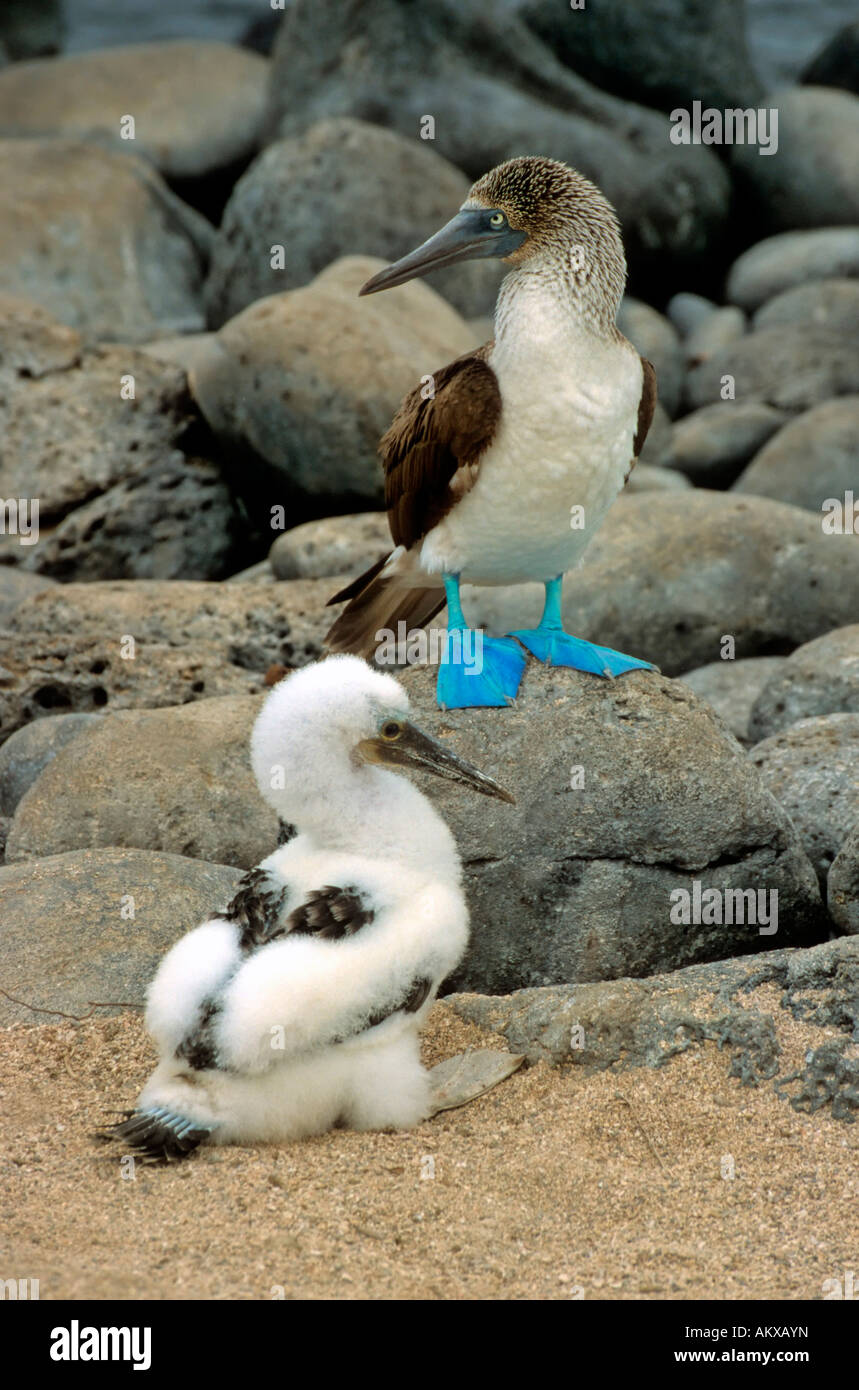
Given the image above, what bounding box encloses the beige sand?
[2,989,857,1301]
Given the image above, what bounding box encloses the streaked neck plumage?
[494,237,626,349]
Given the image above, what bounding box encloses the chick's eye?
[380,720,402,740]
[489,211,506,229]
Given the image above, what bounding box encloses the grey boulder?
[270,513,390,581]
[398,661,822,992]
[726,228,859,311]
[750,714,859,885]
[731,87,859,233]
[828,828,859,935]
[0,712,103,816]
[732,397,859,513]
[0,41,269,180]
[190,256,474,515]
[662,400,786,487]
[753,278,859,334]
[205,119,503,325]
[5,697,276,870]
[617,297,684,416]
[684,325,859,412]
[749,626,859,740]
[0,848,242,1025]
[0,140,212,341]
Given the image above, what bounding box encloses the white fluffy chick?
[102,654,513,1161]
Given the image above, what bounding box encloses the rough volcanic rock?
[0,42,268,180]
[0,139,212,341]
[0,293,81,380]
[0,567,55,625]
[749,626,859,740]
[0,848,242,1025]
[0,577,336,743]
[205,119,503,324]
[829,828,859,935]
[446,936,859,1082]
[750,714,859,884]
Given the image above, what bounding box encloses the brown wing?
[382,346,502,550]
[633,357,658,458]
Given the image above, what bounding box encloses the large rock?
[0,712,103,816]
[264,0,730,281]
[750,715,859,885]
[269,513,390,581]
[0,338,241,580]
[731,87,859,233]
[523,0,762,114]
[753,278,859,334]
[683,305,746,367]
[0,42,268,181]
[749,626,859,740]
[473,493,859,676]
[733,397,859,513]
[0,577,336,744]
[5,697,276,869]
[190,256,474,519]
[684,325,859,412]
[0,140,212,341]
[726,228,859,311]
[617,298,684,416]
[679,657,785,744]
[447,937,859,1082]
[0,848,242,1025]
[662,400,786,486]
[205,119,503,325]
[828,828,859,935]
[398,662,822,992]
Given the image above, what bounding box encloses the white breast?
[420,290,643,586]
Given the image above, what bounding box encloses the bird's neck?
[494,255,623,349]
[286,765,462,882]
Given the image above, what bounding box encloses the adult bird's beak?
[358,722,515,803]
[359,209,527,296]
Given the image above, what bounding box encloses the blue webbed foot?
[436,631,526,709]
[509,627,655,678]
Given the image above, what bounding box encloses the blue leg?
[437,573,526,709]
[509,576,655,678]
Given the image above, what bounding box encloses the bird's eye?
[380,720,402,741]
[489,211,506,229]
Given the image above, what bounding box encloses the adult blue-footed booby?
[325,156,657,709]
[100,656,512,1162]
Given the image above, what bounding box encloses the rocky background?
[0,0,857,1117]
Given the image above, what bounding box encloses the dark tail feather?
[325,569,445,660]
[97,1107,216,1163]
[326,554,388,607]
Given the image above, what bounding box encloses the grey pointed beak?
[359,209,527,296]
[358,721,514,803]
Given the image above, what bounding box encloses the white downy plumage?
[102,655,512,1161]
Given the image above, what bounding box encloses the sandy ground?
[2,989,857,1301]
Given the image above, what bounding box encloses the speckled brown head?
[359,155,626,328]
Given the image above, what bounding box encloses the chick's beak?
[359,209,527,296]
[358,722,514,804]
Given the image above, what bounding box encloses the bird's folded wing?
[209,881,455,1075]
[633,356,657,458]
[382,346,502,549]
